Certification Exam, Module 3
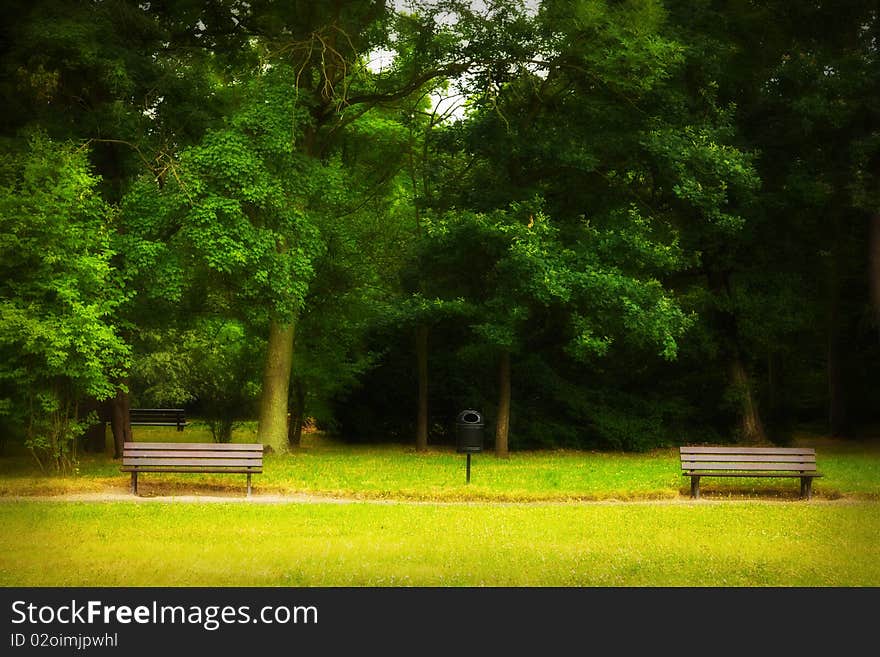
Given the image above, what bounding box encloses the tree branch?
[342,61,472,109]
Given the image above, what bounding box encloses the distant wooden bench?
[680,446,821,499]
[129,408,187,432]
[121,442,263,497]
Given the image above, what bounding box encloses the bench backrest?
[122,442,263,472]
[680,446,818,474]
[129,409,186,426]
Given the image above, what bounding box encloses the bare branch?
[344,61,472,109]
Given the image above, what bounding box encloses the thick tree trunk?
[109,383,131,459]
[258,319,295,453]
[495,350,511,458]
[730,356,767,444]
[288,378,306,448]
[707,269,769,444]
[416,324,429,452]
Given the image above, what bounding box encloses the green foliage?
[0,136,128,469]
[119,63,328,330]
[644,123,759,231]
[419,202,690,359]
[2,0,878,459]
[133,320,262,443]
[541,0,685,95]
[510,352,697,451]
[175,76,324,320]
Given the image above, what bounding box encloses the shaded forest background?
[1,0,878,469]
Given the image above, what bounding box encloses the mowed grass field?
[1,427,878,586]
[1,500,879,586]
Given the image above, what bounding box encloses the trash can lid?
[456,410,483,424]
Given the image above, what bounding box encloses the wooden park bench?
[129,408,188,432]
[680,446,821,499]
[121,442,263,497]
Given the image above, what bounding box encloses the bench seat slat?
[681,461,818,471]
[680,446,815,455]
[130,423,188,428]
[128,408,186,420]
[682,471,822,478]
[122,467,262,474]
[130,413,183,417]
[124,450,263,459]
[124,442,261,451]
[122,458,262,467]
[681,453,815,463]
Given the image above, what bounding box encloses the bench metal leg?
[247,473,252,498]
[690,476,700,499]
[801,477,812,500]
[131,472,138,496]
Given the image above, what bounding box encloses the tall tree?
[0,136,128,469]
[1,0,243,454]
[666,0,880,437]
[416,202,690,456]
[197,0,540,448]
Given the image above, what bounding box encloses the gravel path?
[0,492,860,506]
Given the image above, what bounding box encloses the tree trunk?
[416,324,429,452]
[827,219,850,437]
[730,356,767,444]
[767,350,777,424]
[288,378,306,448]
[495,350,511,458]
[870,212,880,336]
[80,396,106,454]
[109,382,132,459]
[706,268,768,444]
[827,290,849,437]
[258,319,295,453]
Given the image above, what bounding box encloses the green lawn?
[0,426,878,501]
[2,428,878,586]
[1,500,878,586]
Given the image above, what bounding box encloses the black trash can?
[455,410,484,453]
